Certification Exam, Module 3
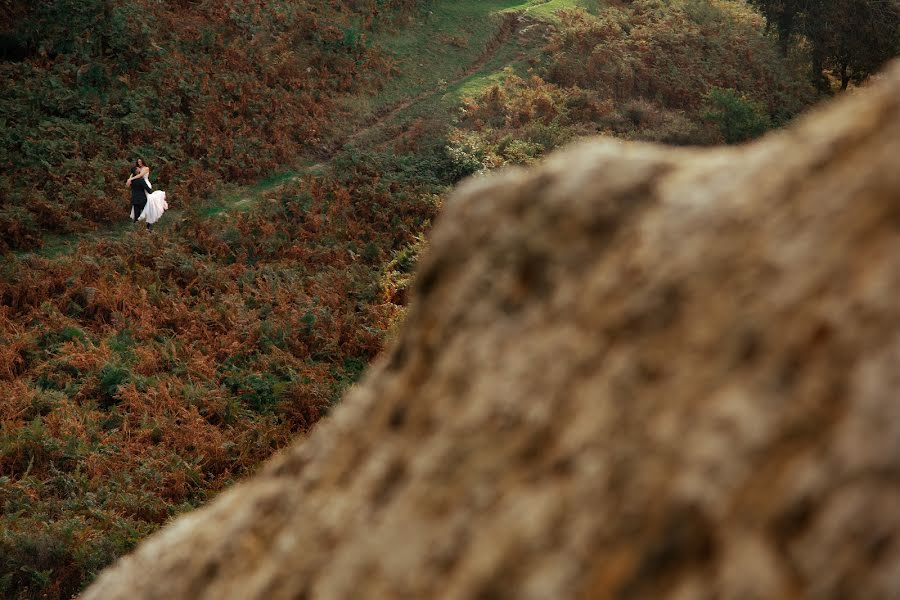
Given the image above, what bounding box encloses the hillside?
[82,62,900,600]
[0,0,420,252]
[0,0,875,598]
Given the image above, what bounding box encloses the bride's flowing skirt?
[143,190,168,224]
[131,190,169,224]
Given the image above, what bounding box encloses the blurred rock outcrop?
[84,62,900,600]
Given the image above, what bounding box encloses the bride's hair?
[136,158,148,169]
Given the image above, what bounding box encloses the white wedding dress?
[130,175,168,224]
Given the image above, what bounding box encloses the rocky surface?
[84,62,900,600]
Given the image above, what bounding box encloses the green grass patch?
[367,1,522,110]
[195,161,323,219]
[249,170,299,193]
[446,44,531,102]
[501,0,598,21]
[364,0,593,112]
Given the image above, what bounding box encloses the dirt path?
[212,12,522,215]
[342,12,520,147]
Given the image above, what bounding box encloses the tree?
[750,0,900,90]
[814,0,900,90]
[748,0,801,55]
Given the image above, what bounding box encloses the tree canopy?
[750,0,899,89]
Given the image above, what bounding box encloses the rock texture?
[84,63,900,600]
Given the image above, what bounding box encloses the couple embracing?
[126,158,168,230]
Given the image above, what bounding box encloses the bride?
[126,158,168,225]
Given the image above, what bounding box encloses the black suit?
[130,177,151,222]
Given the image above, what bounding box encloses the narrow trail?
[203,12,522,217]
[343,12,520,147]
[21,12,525,258]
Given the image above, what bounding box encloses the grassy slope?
[22,0,578,259]
[0,5,554,598]
[1,1,820,598]
[345,1,593,129]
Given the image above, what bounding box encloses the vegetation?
[0,143,446,599]
[703,88,772,144]
[448,0,815,169]
[0,0,416,252]
[749,0,900,90]
[1,0,884,597]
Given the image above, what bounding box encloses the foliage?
[0,1,828,597]
[451,0,814,160]
[703,88,772,143]
[0,144,443,599]
[0,0,412,252]
[544,1,814,116]
[749,0,900,90]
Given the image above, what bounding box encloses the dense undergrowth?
[0,0,418,252]
[446,0,815,172]
[0,143,449,598]
[0,0,832,597]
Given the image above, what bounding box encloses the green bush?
[98,363,130,407]
[222,370,289,414]
[445,134,488,180]
[704,87,772,144]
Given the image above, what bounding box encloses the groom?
[127,166,153,230]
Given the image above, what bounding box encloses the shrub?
[445,133,489,180]
[704,87,772,143]
[544,2,814,115]
[97,363,130,408]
